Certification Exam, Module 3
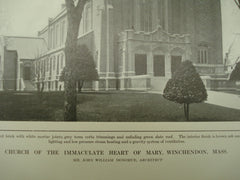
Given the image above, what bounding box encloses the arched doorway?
[23,66,31,80]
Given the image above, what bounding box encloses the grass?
[0,91,240,121]
[0,92,64,121]
[75,92,240,122]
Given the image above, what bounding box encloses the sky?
[0,0,240,56]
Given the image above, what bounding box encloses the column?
[164,0,169,32]
[16,59,20,91]
[147,52,154,76]
[122,43,127,76]
[106,1,114,90]
[0,56,3,91]
[93,0,104,91]
[165,53,171,78]
[152,0,158,30]
[134,0,141,31]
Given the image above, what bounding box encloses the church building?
[1,0,224,91]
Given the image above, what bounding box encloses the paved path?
[206,91,240,110]
[148,90,240,110]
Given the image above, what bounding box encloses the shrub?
[163,60,207,120]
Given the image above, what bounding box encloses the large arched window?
[198,45,208,64]
[57,55,60,75]
[154,54,165,77]
[50,58,52,76]
[140,0,152,32]
[84,3,92,33]
[53,56,56,71]
[60,54,64,69]
[170,48,184,74]
[135,54,147,75]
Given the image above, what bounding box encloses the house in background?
[0,36,47,91]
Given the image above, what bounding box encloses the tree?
[33,52,45,100]
[229,61,240,81]
[34,60,45,95]
[60,44,98,93]
[234,0,240,9]
[163,60,207,121]
[64,0,88,121]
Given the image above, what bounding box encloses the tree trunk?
[77,80,84,93]
[37,82,40,92]
[64,28,78,121]
[186,103,190,121]
[64,0,87,121]
[41,81,44,93]
[183,103,190,121]
[184,103,187,119]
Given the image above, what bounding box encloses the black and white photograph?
[1,1,240,180]
[0,0,240,122]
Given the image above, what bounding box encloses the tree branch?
[65,0,75,12]
[234,0,240,9]
[76,0,88,17]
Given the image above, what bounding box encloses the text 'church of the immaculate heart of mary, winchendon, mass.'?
[0,0,226,92]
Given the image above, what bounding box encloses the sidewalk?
[148,90,240,110]
[206,91,240,110]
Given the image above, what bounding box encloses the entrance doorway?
[171,56,182,74]
[135,54,147,75]
[23,66,31,80]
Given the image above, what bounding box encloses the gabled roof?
[4,36,48,60]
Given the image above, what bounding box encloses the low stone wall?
[151,77,169,93]
[201,77,236,91]
[195,64,225,75]
[120,75,151,91]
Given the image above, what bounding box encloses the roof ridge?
[6,36,44,40]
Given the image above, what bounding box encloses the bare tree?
[64,0,88,121]
[234,0,240,9]
[34,57,45,100]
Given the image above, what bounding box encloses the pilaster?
[133,0,141,31]
[152,0,158,30]
[16,60,21,91]
[147,52,154,76]
[165,53,171,78]
[164,0,169,32]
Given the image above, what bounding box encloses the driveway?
[148,90,240,110]
[206,91,240,110]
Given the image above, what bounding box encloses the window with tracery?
[198,46,208,64]
[84,3,92,33]
[140,0,152,32]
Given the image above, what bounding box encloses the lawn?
[0,91,240,121]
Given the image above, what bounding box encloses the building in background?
[1,0,224,92]
[0,36,46,91]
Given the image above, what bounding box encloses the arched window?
[135,54,147,75]
[140,0,152,32]
[171,0,181,33]
[56,24,60,46]
[47,58,49,72]
[53,56,56,71]
[198,45,208,64]
[50,58,52,76]
[171,48,184,74]
[57,55,60,75]
[84,3,92,33]
[154,55,165,77]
